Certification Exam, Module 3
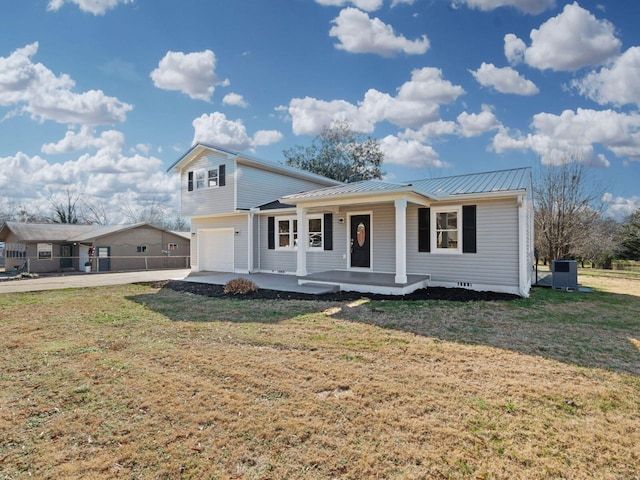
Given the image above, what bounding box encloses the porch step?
[296,282,340,295]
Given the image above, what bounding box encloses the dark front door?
[60,244,73,269]
[350,215,371,268]
[97,246,111,272]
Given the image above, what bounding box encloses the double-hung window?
[207,169,218,187]
[195,171,205,189]
[278,218,298,249]
[308,217,323,249]
[433,206,462,254]
[275,216,323,250]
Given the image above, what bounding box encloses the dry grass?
[1,278,639,479]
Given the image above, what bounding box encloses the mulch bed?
[150,280,519,302]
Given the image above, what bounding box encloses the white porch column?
[247,210,255,273]
[296,206,308,277]
[394,198,408,284]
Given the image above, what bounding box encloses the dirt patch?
[154,280,520,302]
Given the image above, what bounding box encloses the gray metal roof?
[282,167,531,203]
[411,167,531,198]
[282,180,412,201]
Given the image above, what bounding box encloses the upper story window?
[195,171,206,189]
[187,164,226,191]
[207,169,218,187]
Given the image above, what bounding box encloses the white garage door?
[198,229,234,272]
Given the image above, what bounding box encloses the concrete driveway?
[0,269,191,294]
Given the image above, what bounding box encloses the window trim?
[190,167,221,190]
[274,215,324,251]
[431,205,462,254]
[37,243,53,260]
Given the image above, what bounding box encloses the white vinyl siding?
[181,153,235,217]
[258,214,345,274]
[191,215,248,272]
[236,164,333,211]
[407,198,519,287]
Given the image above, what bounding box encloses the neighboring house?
[0,222,190,274]
[170,144,534,296]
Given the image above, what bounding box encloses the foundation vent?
[457,282,472,288]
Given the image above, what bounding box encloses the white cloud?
[192,112,283,150]
[399,120,458,142]
[47,0,134,15]
[602,193,640,219]
[391,0,416,6]
[286,97,372,136]
[329,7,429,57]
[451,0,554,14]
[470,62,539,95]
[506,2,621,71]
[252,130,284,146]
[0,43,132,125]
[504,34,526,65]
[314,0,383,11]
[285,67,464,136]
[150,50,220,102]
[493,108,640,167]
[0,138,179,223]
[41,127,124,154]
[572,47,640,108]
[380,135,447,168]
[457,106,502,137]
[222,92,248,108]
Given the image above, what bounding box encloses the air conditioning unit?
[552,260,578,290]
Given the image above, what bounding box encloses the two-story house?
[170,144,534,296]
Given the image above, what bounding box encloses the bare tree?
[534,161,604,262]
[49,188,81,224]
[574,215,619,267]
[119,194,177,228]
[1,200,47,224]
[80,199,111,225]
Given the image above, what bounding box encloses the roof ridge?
[410,166,530,183]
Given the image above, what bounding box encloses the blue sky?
[1,0,640,222]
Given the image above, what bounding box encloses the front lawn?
[0,278,638,479]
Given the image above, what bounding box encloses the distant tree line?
[534,161,640,267]
[1,188,189,231]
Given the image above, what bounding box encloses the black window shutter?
[267,216,275,250]
[323,213,333,250]
[418,208,430,252]
[219,164,226,186]
[462,205,477,253]
[188,171,193,191]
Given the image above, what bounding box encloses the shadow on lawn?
[335,287,640,377]
[132,281,640,377]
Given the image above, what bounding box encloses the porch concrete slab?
[184,271,339,295]
[300,270,430,295]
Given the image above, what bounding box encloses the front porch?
[186,270,430,296]
[299,270,430,295]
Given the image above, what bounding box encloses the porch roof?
[282,167,531,205]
